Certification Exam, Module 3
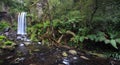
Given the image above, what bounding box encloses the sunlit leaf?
[104,39,110,44]
[110,40,118,49]
[115,38,120,44]
[79,36,85,42]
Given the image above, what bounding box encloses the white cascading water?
[17,12,27,35]
[17,12,28,41]
[16,12,31,56]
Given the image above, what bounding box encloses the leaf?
[104,39,110,44]
[95,37,99,42]
[110,40,118,49]
[73,36,79,43]
[87,35,96,41]
[115,38,120,44]
[79,36,85,42]
[98,36,106,42]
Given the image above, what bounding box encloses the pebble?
[38,42,42,45]
[62,51,68,57]
[73,57,78,60]
[19,43,24,46]
[68,50,77,55]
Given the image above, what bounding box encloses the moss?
[0,60,3,64]
[4,41,13,45]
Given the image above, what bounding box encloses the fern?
[105,52,120,60]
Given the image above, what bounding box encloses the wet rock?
[12,57,25,64]
[8,32,17,41]
[4,27,10,32]
[73,57,78,60]
[16,43,29,56]
[109,60,116,65]
[4,32,9,36]
[68,50,77,55]
[16,35,27,41]
[62,51,68,57]
[62,57,70,65]
[24,41,31,46]
[38,42,42,45]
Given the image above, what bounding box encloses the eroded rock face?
[36,3,43,19]
[30,0,46,19]
[0,12,7,21]
[5,30,17,41]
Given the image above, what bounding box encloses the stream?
[0,43,120,65]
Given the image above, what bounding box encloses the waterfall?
[17,12,28,41]
[16,12,31,56]
[17,12,27,35]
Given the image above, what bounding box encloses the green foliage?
[39,0,120,50]
[28,26,38,42]
[43,21,50,28]
[0,21,9,31]
[4,41,13,45]
[85,32,120,49]
[0,35,6,43]
[0,35,14,49]
[48,0,74,16]
[0,0,29,13]
[28,20,51,42]
[73,35,85,43]
[105,52,120,60]
[30,32,38,42]
[9,0,119,50]
[110,40,117,49]
[0,35,6,40]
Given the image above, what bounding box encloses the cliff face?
[30,0,44,19]
[0,2,9,12]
